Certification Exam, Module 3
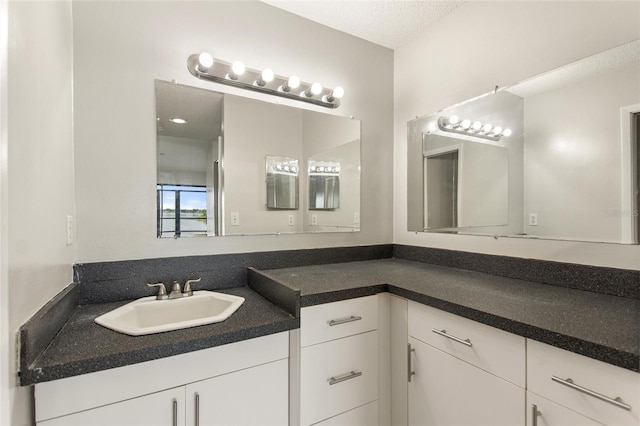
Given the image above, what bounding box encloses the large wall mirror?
[155,80,361,237]
[408,40,640,244]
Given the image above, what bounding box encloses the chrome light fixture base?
[437,116,511,141]
[187,54,342,109]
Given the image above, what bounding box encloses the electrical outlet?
[529,213,538,226]
[354,212,360,224]
[231,212,240,226]
[288,215,294,226]
[66,215,73,246]
[311,214,318,226]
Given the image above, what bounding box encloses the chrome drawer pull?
[172,399,178,426]
[432,329,473,347]
[328,370,362,385]
[195,393,200,426]
[408,343,416,382]
[551,376,632,411]
[531,404,541,426]
[328,315,362,326]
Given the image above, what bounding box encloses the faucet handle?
[146,283,168,300]
[183,278,201,296]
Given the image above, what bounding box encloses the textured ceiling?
[261,0,465,49]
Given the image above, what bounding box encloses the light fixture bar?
[437,116,511,141]
[187,53,343,109]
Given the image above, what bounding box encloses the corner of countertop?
[19,282,79,385]
[248,268,300,317]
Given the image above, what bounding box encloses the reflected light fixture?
[187,52,343,109]
[438,115,511,141]
[169,117,187,124]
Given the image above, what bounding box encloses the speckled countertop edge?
[253,259,640,372]
[20,286,298,386]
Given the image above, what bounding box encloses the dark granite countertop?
[20,286,298,386]
[252,258,640,372]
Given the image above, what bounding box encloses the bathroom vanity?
[20,247,639,426]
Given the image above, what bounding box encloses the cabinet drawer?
[527,339,639,426]
[301,295,378,347]
[300,331,378,426]
[408,301,525,387]
[313,401,379,426]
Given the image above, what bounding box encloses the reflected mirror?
[309,160,341,210]
[156,81,222,237]
[408,40,640,244]
[266,156,299,210]
[156,80,361,236]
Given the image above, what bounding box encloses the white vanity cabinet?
[298,295,381,426]
[407,301,526,426]
[35,332,289,426]
[527,339,639,426]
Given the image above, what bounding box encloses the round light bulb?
[231,61,245,76]
[310,166,316,172]
[472,121,482,131]
[261,68,274,83]
[460,119,471,129]
[503,128,512,137]
[291,166,298,173]
[284,165,290,172]
[310,82,323,96]
[482,123,493,133]
[448,115,460,126]
[276,164,283,171]
[332,86,345,99]
[288,76,300,89]
[492,126,503,136]
[198,52,214,68]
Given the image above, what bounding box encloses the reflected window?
[157,185,207,237]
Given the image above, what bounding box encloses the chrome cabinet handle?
[328,370,362,385]
[531,404,541,426]
[195,393,200,426]
[551,376,632,411]
[328,315,362,326]
[432,328,473,347]
[172,399,178,426]
[408,343,416,382]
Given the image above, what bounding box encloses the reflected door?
[425,151,458,229]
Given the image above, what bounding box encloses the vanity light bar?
[187,53,344,109]
[438,116,512,141]
[309,164,340,176]
[272,162,299,176]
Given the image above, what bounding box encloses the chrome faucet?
[169,281,183,299]
[147,278,202,300]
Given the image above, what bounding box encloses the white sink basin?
[95,291,245,336]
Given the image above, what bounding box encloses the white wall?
[5,1,75,424]
[73,1,394,263]
[394,0,640,269]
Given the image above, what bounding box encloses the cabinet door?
[408,337,524,426]
[185,358,288,426]
[38,387,185,426]
[527,392,604,426]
